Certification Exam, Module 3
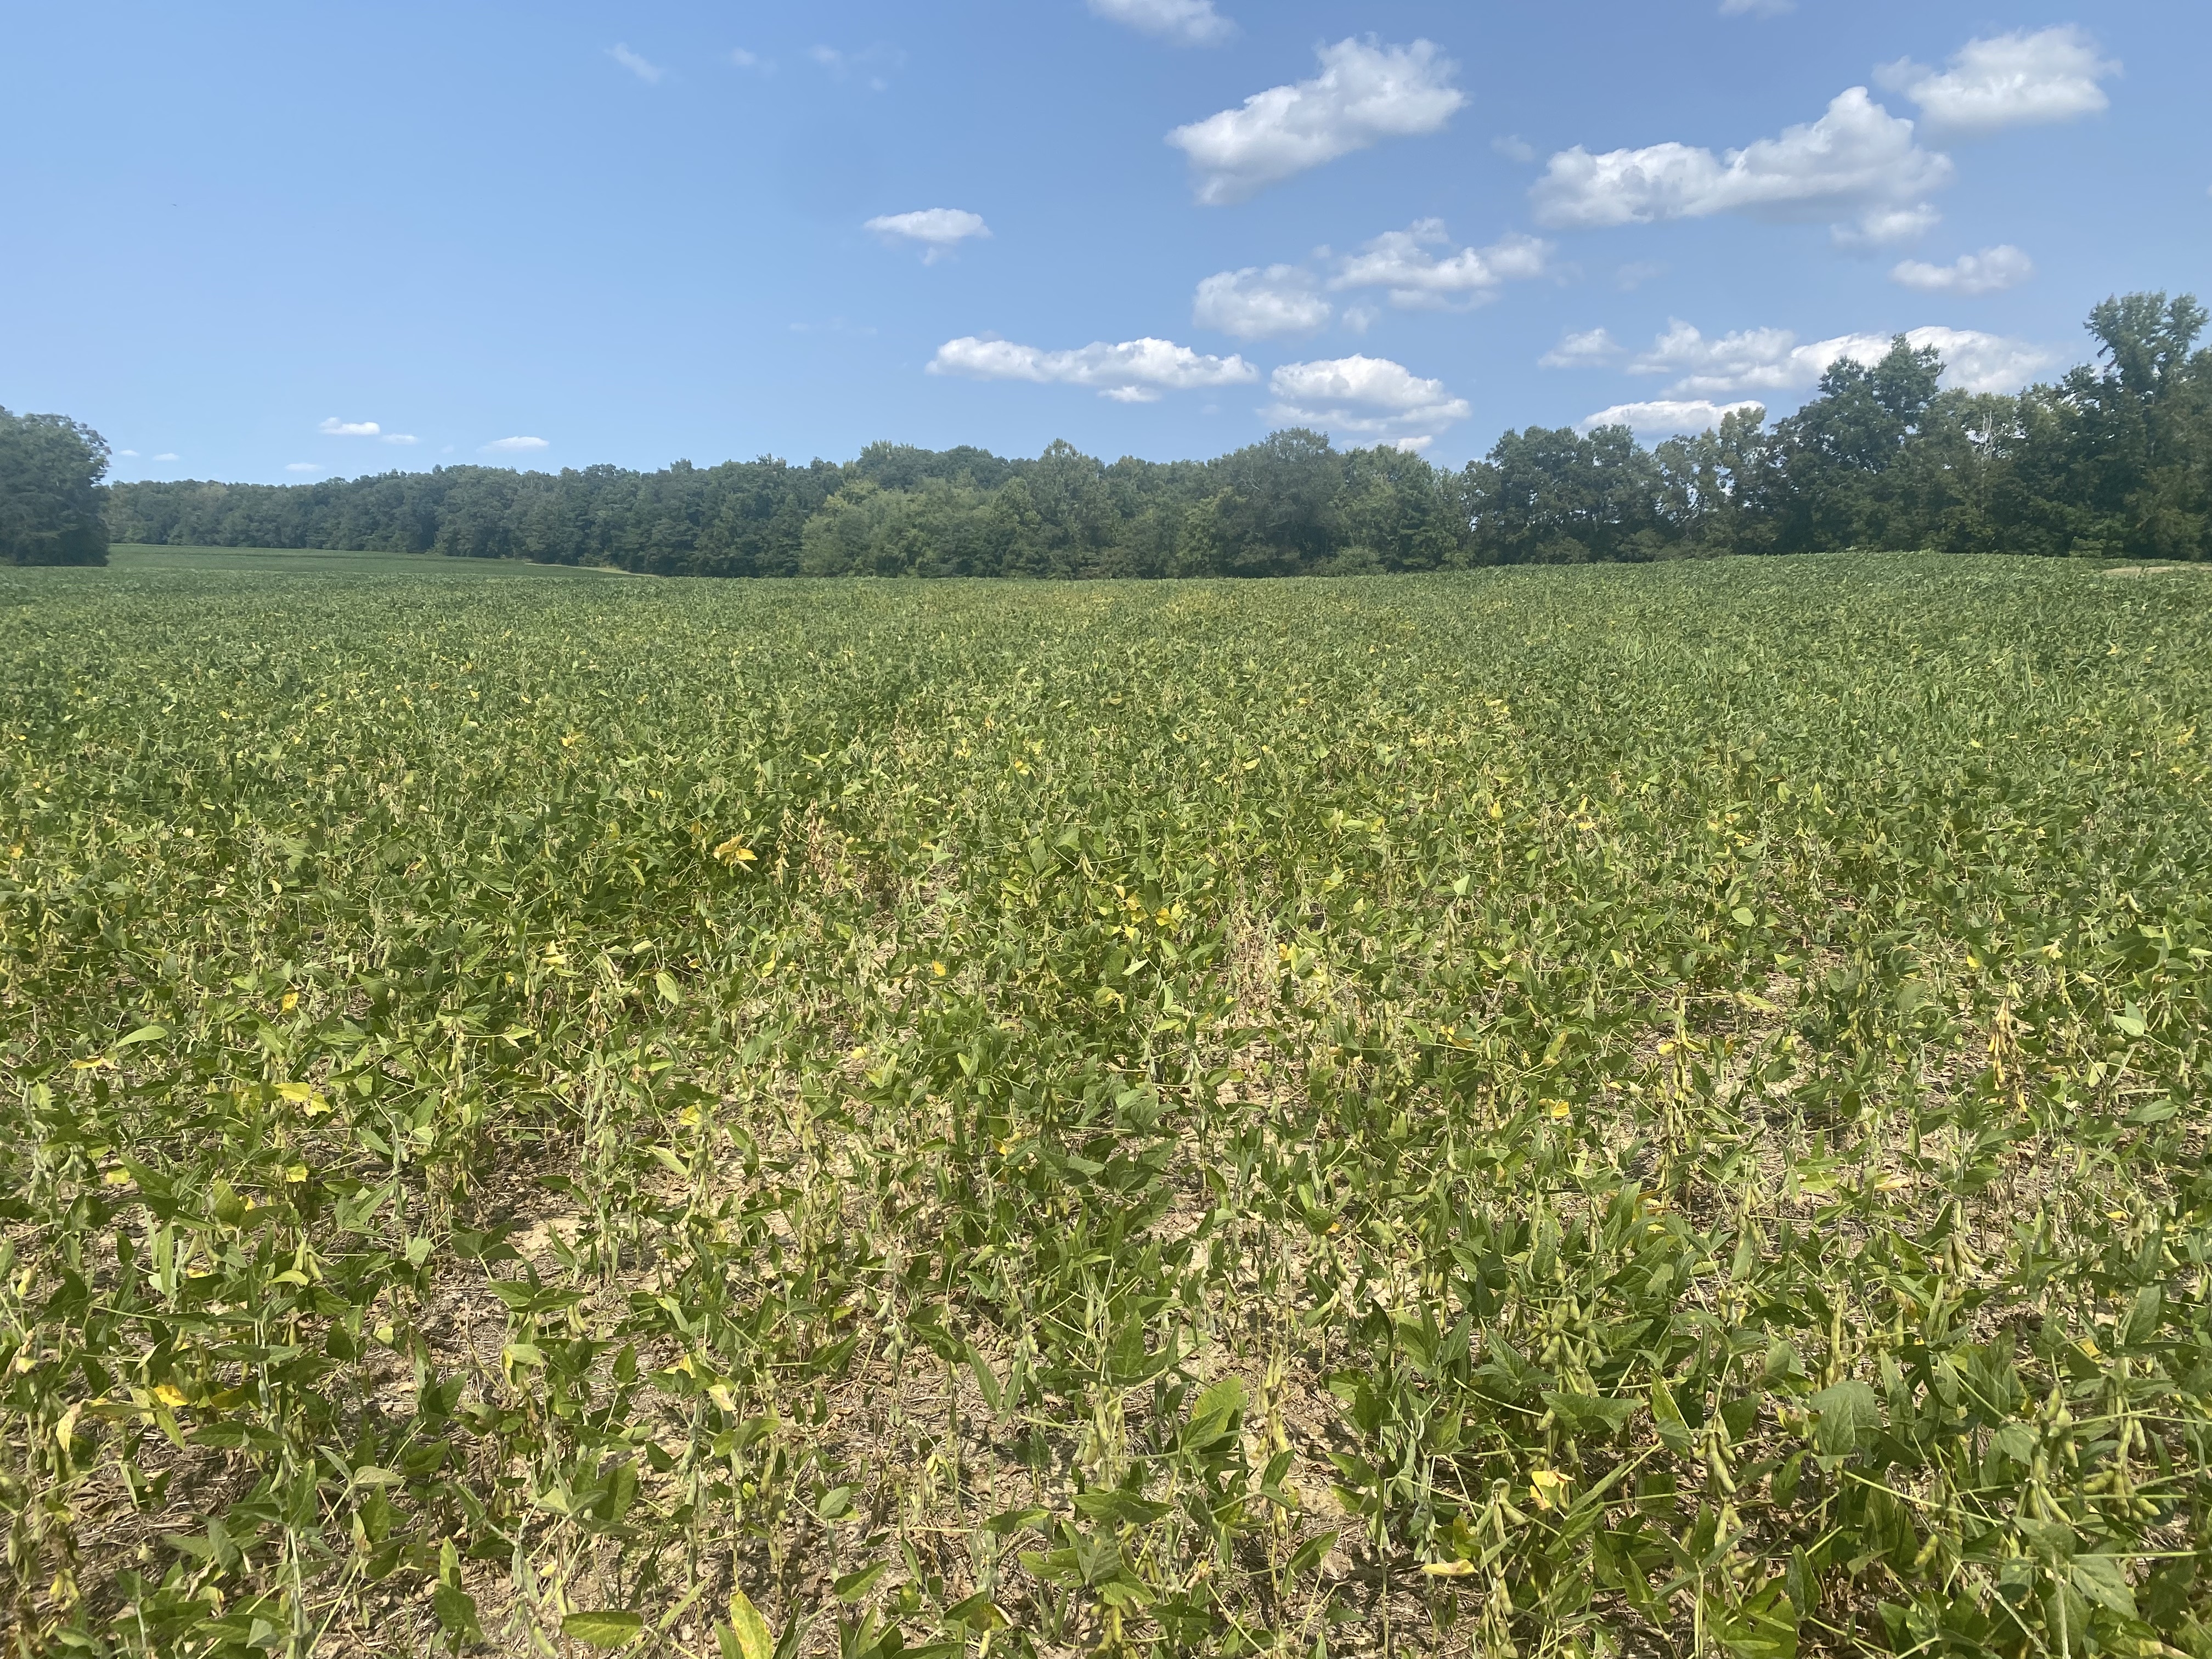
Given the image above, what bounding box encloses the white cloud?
[610,44,664,84]
[1581,399,1767,436]
[1540,327,1625,368]
[1087,0,1235,47]
[1192,221,1548,335]
[1193,266,1331,339]
[382,433,421,446]
[154,453,180,461]
[1863,326,2056,394]
[118,449,138,458]
[1622,318,2056,397]
[1891,245,2034,296]
[319,417,380,437]
[1167,37,1465,206]
[484,436,550,453]
[730,48,771,72]
[1264,354,1470,440]
[929,335,1256,402]
[1831,204,1942,250]
[1630,321,1822,394]
[810,43,904,89]
[1878,27,2118,139]
[1531,87,1954,245]
[1492,134,1536,163]
[1329,221,1551,311]
[285,462,323,473]
[864,208,992,262]
[1615,260,1666,291]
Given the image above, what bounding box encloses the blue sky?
[4,0,2207,483]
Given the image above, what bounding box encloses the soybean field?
[4,550,2212,1658]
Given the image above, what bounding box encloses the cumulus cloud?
[609,44,665,84]
[1194,221,1549,334]
[1329,221,1551,311]
[1192,266,1331,339]
[1843,326,2056,394]
[285,462,323,473]
[1168,37,1465,206]
[929,335,1256,402]
[1619,318,2056,397]
[1492,134,1536,163]
[1891,245,2034,296]
[1263,354,1470,441]
[730,48,771,72]
[1088,0,1234,47]
[1628,321,1823,394]
[1878,27,2118,138]
[382,433,420,446]
[1540,328,1625,368]
[483,436,550,454]
[864,208,991,262]
[319,417,380,437]
[1531,87,1954,245]
[1580,399,1767,436]
[154,453,180,462]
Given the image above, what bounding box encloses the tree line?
[11,291,2208,572]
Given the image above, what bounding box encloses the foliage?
[104,294,2212,575]
[1457,424,1667,565]
[5,552,2212,1655]
[0,407,110,567]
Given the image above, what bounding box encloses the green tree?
[1203,430,1340,574]
[0,408,111,566]
[1331,444,1465,572]
[1652,406,1773,556]
[1887,390,2028,555]
[2023,292,2210,558]
[1767,337,1943,552]
[1463,425,1664,564]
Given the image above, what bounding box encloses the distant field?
[4,553,2211,1656]
[106,544,630,577]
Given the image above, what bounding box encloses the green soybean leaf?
[1807,1381,1880,1459]
[833,1562,890,1602]
[562,1610,645,1649]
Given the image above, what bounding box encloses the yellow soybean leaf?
[723,1592,774,1659]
